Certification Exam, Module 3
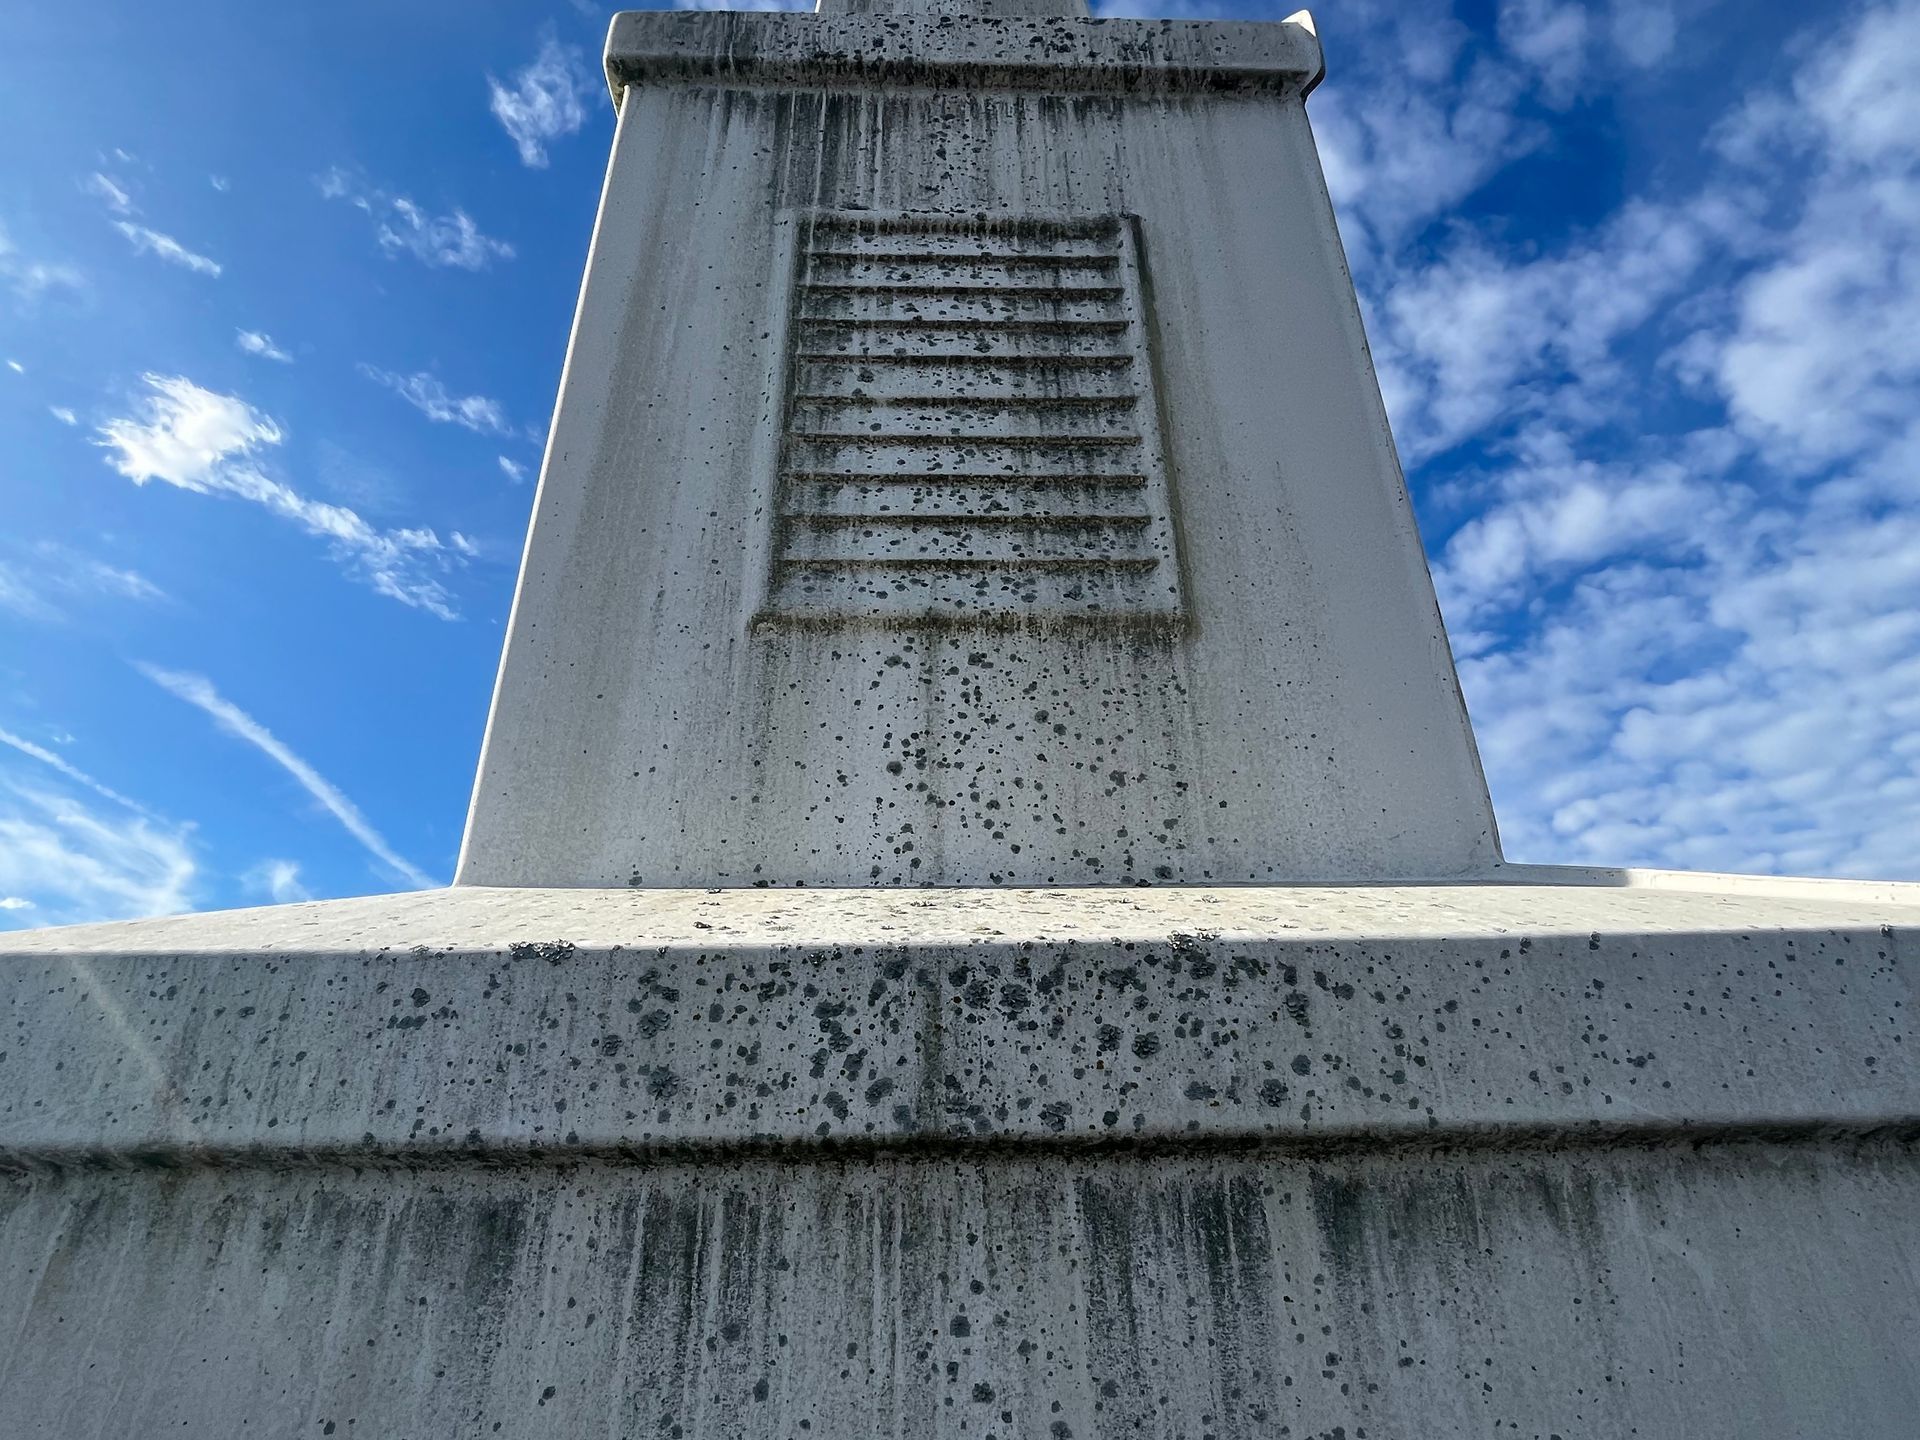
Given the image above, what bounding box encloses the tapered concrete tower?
[457,0,1498,889]
[3,4,1919,1436]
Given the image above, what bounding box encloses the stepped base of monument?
[6,1136,1917,1437]
[3,874,1916,1436]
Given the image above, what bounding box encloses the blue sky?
[2,0,1915,927]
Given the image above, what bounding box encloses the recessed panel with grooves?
[758,212,1183,627]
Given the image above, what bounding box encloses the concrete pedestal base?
[3,876,1916,1436]
[7,1139,1918,1437]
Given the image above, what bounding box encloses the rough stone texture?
[460,5,1493,888]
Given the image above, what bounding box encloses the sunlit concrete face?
[456,6,1501,888]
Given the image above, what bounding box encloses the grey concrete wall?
[5,883,1917,1434]
[460,11,1497,888]
[7,1138,1918,1437]
[2,882,1913,1160]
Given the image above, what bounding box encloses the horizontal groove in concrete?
[10,1115,1918,1181]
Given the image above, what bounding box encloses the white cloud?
[235,329,293,363]
[1377,0,1920,881]
[489,36,593,168]
[1498,0,1678,103]
[1365,198,1732,463]
[83,172,135,214]
[97,373,281,487]
[113,221,221,277]
[360,365,513,436]
[0,782,195,928]
[1684,1,1920,475]
[247,858,312,904]
[210,175,230,193]
[5,359,21,374]
[0,726,156,819]
[1310,7,1541,258]
[1609,0,1678,69]
[55,550,165,606]
[317,169,514,270]
[1315,0,1687,262]
[0,542,167,622]
[0,223,81,302]
[140,665,435,891]
[0,567,49,621]
[49,407,77,425]
[498,455,528,483]
[1435,435,1740,622]
[95,374,465,618]
[1497,0,1590,104]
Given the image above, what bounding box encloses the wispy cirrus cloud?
[246,858,312,904]
[498,455,528,483]
[83,172,135,214]
[95,374,466,618]
[489,35,594,168]
[0,726,157,820]
[0,725,194,927]
[140,665,435,890]
[0,784,196,928]
[0,221,82,303]
[317,168,513,270]
[0,541,166,623]
[235,329,292,363]
[360,364,513,436]
[81,165,221,277]
[113,221,222,277]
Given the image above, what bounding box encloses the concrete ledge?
[2,883,1912,1166]
[603,12,1326,104]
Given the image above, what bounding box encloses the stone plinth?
[2,876,1917,1436]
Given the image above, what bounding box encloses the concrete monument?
[2,1,1917,1435]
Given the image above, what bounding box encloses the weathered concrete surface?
[1,878,1914,1163]
[460,4,1493,888]
[603,9,1323,102]
[9,1,1917,1430]
[4,881,1917,1434]
[6,1140,1919,1437]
